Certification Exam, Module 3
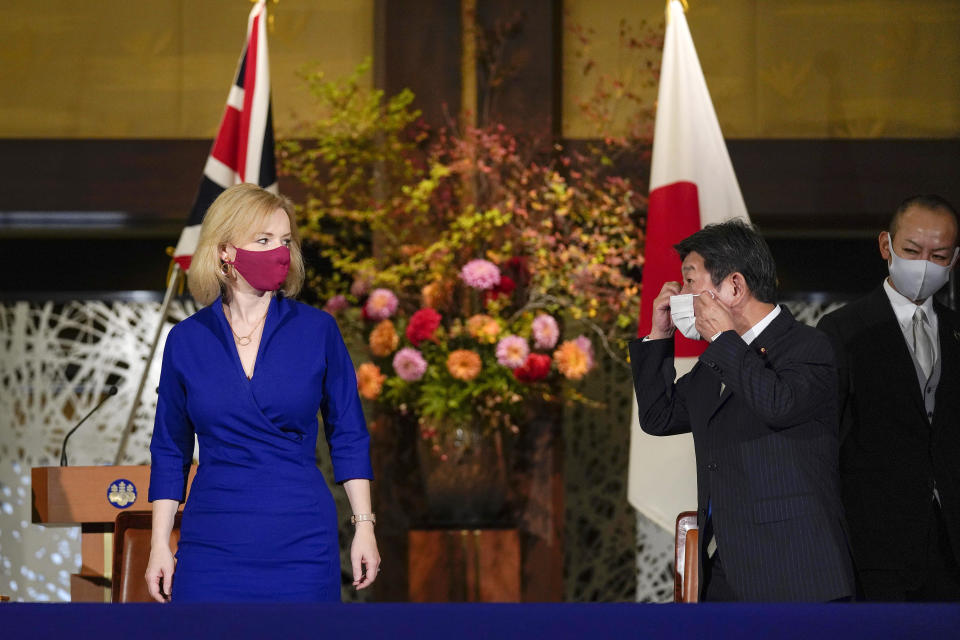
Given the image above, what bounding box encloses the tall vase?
[416,419,512,527]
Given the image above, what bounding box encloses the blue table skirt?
[2,602,958,639]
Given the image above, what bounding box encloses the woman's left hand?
[351,522,381,590]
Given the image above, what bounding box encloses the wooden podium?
[31,465,195,602]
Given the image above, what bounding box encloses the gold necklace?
[227,306,268,346]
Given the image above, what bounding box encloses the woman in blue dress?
[144,183,379,602]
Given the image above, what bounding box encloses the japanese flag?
[628,0,749,530]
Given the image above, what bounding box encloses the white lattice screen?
[0,297,193,601]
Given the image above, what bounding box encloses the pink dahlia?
[393,347,427,382]
[460,259,501,290]
[351,273,373,298]
[323,295,348,314]
[532,314,560,350]
[496,335,530,370]
[364,288,398,321]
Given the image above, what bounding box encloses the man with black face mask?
[630,219,854,602]
[818,195,960,602]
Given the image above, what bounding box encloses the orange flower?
[446,349,482,381]
[356,363,386,400]
[369,319,399,356]
[466,314,501,344]
[554,340,590,380]
[421,281,451,308]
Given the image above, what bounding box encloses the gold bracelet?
[351,513,376,525]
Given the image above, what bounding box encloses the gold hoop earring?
[220,262,232,277]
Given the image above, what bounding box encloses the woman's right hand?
[145,545,175,602]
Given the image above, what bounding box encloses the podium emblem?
[108,479,138,509]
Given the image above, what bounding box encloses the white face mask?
[887,242,958,302]
[670,294,701,340]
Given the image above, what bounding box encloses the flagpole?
[113,0,276,463]
[666,0,689,16]
[113,263,183,465]
[251,0,277,33]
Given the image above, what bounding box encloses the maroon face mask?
[227,245,290,291]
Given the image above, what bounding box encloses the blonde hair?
[188,183,305,305]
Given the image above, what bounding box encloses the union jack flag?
[173,0,277,271]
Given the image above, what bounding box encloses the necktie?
[913,307,935,381]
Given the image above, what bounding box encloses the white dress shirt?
[737,304,781,346]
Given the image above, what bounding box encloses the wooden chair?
[674,511,699,603]
[112,510,182,603]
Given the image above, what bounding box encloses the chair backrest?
[112,510,182,603]
[674,511,699,603]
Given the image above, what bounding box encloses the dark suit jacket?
[817,286,960,596]
[630,306,854,601]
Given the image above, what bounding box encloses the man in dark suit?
[817,195,960,601]
[630,220,854,602]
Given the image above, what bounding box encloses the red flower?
[483,274,516,305]
[505,256,531,287]
[406,308,442,346]
[506,256,527,271]
[513,353,552,383]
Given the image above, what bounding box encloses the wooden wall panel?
[0,139,208,221]
[727,139,960,233]
[1,138,957,295]
[375,0,462,128]
[409,529,521,602]
[475,0,561,140]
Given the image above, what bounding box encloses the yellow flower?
[446,349,482,381]
[480,319,500,343]
[554,341,590,380]
[356,363,386,400]
[466,314,501,343]
[369,319,399,357]
[466,314,491,336]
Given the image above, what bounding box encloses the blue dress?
[148,295,373,602]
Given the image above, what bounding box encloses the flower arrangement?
[280,28,657,448]
[343,251,603,440]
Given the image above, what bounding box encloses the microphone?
[60,385,118,466]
